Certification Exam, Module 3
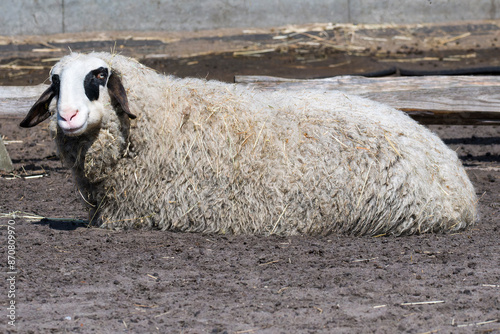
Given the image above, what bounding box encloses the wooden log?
[235,75,500,125]
[2,76,500,125]
[0,84,48,118]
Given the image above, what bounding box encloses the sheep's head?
[20,53,136,136]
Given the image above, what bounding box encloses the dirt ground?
[0,22,499,333]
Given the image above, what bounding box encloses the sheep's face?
[52,57,110,136]
[20,53,135,136]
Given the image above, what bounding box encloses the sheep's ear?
[107,73,136,119]
[20,84,58,128]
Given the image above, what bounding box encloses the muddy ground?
[0,23,499,333]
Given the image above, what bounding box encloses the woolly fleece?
[51,52,477,236]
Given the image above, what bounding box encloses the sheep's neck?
[55,119,130,209]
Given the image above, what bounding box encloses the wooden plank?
[235,75,500,125]
[0,84,48,118]
[2,77,500,125]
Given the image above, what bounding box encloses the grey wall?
[1,0,500,36]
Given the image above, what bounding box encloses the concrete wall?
[1,0,500,36]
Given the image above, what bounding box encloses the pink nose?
[60,109,79,122]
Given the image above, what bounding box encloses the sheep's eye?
[85,68,108,101]
[51,74,59,85]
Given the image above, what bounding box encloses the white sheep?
[21,52,477,236]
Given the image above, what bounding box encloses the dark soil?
[0,25,499,333]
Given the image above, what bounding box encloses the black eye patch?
[51,74,61,96]
[83,67,109,101]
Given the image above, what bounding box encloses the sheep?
[20,52,477,236]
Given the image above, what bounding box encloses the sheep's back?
[98,53,476,235]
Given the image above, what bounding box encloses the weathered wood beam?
[235,75,500,125]
[0,85,48,118]
[2,76,500,125]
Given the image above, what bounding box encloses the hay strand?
[400,300,444,306]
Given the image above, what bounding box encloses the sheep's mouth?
[60,122,88,137]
